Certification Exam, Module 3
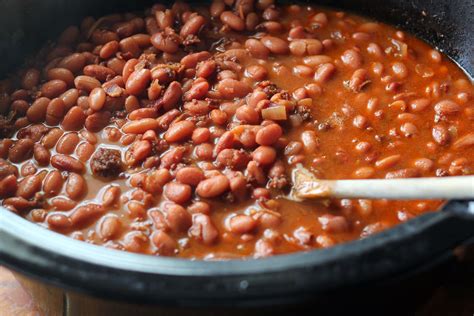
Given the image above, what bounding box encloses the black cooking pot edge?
[1,201,473,307]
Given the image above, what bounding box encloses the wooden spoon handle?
[292,164,474,200]
[326,176,474,200]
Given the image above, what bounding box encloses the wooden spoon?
[290,164,474,201]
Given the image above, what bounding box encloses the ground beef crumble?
[90,148,123,178]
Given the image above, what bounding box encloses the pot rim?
[0,201,472,276]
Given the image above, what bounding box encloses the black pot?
[0,0,473,308]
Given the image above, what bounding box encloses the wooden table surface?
[1,243,473,316]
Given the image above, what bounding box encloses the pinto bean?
[51,154,84,173]
[164,182,192,204]
[16,174,42,199]
[260,36,289,55]
[220,11,245,31]
[9,139,34,163]
[180,15,206,37]
[196,175,230,198]
[61,106,86,131]
[66,172,87,200]
[252,146,276,165]
[176,166,204,186]
[217,79,252,99]
[189,213,219,245]
[164,203,192,233]
[152,231,177,255]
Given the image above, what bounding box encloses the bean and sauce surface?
[0,0,472,259]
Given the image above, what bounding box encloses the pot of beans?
[0,0,473,311]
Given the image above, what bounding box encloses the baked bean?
[414,158,434,172]
[385,168,420,179]
[341,49,362,68]
[196,175,230,198]
[41,128,63,149]
[453,133,474,150]
[25,97,49,123]
[245,39,270,59]
[227,214,257,234]
[152,231,177,255]
[100,40,120,59]
[221,11,245,31]
[252,146,276,165]
[195,143,214,161]
[301,130,319,153]
[189,213,219,245]
[70,204,105,226]
[98,216,122,240]
[9,139,34,163]
[85,111,111,133]
[122,118,159,134]
[217,79,252,99]
[33,144,50,166]
[432,124,450,146]
[102,186,121,207]
[260,36,289,55]
[51,154,84,173]
[164,182,192,204]
[319,215,349,233]
[314,63,336,83]
[47,214,72,229]
[188,201,211,215]
[176,167,204,186]
[392,62,408,79]
[161,81,183,110]
[210,0,225,17]
[56,133,80,154]
[434,99,460,116]
[375,154,401,170]
[66,173,87,200]
[180,15,206,37]
[255,124,282,146]
[47,68,75,87]
[353,167,375,179]
[245,65,268,81]
[43,170,63,196]
[151,32,179,53]
[58,53,86,73]
[62,106,86,131]
[164,203,192,233]
[16,175,42,199]
[235,105,260,124]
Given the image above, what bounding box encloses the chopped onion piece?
[262,106,287,120]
